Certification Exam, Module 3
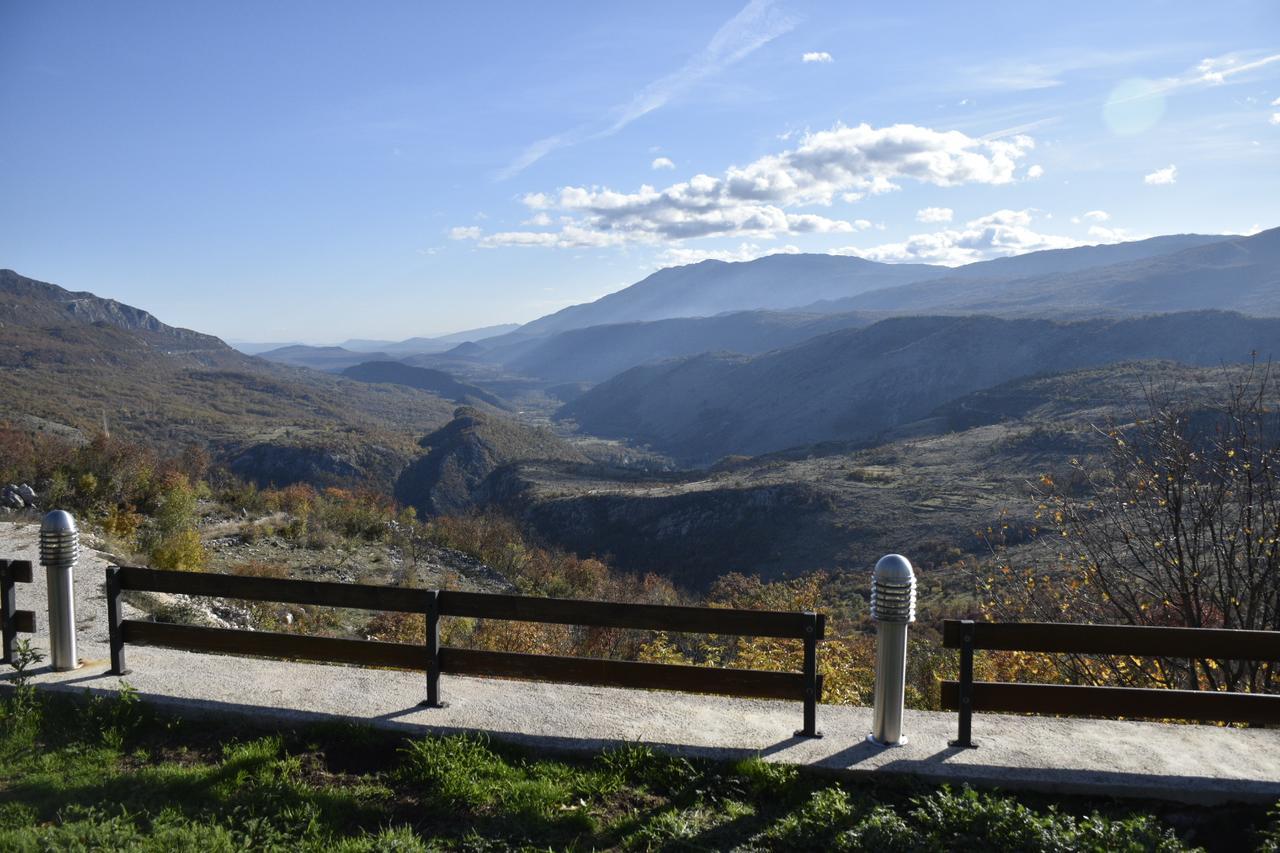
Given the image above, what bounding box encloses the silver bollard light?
[40,510,81,671]
[868,554,916,747]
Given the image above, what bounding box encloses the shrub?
[149,529,206,571]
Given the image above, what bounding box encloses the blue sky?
[2,1,1278,342]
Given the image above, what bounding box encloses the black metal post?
[1,560,14,666]
[795,611,823,737]
[106,566,130,675]
[421,589,444,707]
[950,619,977,748]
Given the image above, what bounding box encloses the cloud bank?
[837,209,1080,266]
[461,122,1037,248]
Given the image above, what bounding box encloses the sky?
[2,1,1278,343]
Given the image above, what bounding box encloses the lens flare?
[1103,78,1166,136]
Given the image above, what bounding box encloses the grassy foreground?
[1,685,1278,852]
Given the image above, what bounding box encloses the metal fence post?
[949,619,977,748]
[421,589,445,707]
[795,611,824,737]
[106,566,130,676]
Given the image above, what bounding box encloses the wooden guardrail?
[941,619,1280,747]
[1,559,38,665]
[106,566,826,736]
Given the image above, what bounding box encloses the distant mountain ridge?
[256,324,525,369]
[496,310,878,383]
[508,233,1236,338]
[341,323,522,354]
[560,310,1280,463]
[515,254,940,337]
[836,228,1279,315]
[257,344,395,372]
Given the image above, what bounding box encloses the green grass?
[0,689,1276,851]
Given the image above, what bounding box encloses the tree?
[990,364,1279,694]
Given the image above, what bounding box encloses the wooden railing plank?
[941,680,1280,724]
[11,610,35,634]
[942,619,1280,661]
[120,620,427,670]
[439,646,813,700]
[117,567,822,638]
[117,566,431,613]
[1,560,33,584]
[438,590,820,638]
[111,567,826,726]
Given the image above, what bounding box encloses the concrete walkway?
[2,520,1279,805]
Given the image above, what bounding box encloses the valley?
[4,227,1280,596]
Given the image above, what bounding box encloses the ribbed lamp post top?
[40,509,80,571]
[873,554,914,584]
[870,553,916,624]
[41,509,77,535]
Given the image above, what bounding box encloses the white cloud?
[1273,97,1280,106]
[479,225,630,249]
[460,121,1036,249]
[916,207,954,223]
[448,226,482,240]
[1144,164,1177,185]
[802,51,833,63]
[1271,112,1280,126]
[661,242,802,266]
[1072,210,1110,223]
[837,209,1081,266]
[498,0,795,178]
[651,157,676,170]
[853,219,873,230]
[522,212,553,226]
[1197,53,1280,85]
[1026,164,1045,179]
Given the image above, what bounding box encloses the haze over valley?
[5,222,1280,587]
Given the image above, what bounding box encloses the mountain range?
[249,229,1280,389]
[5,221,1280,584]
[416,230,1273,388]
[0,269,457,489]
[559,311,1280,463]
[829,230,1279,316]
[513,233,1235,337]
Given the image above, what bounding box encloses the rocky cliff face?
[513,476,838,589]
[0,269,224,348]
